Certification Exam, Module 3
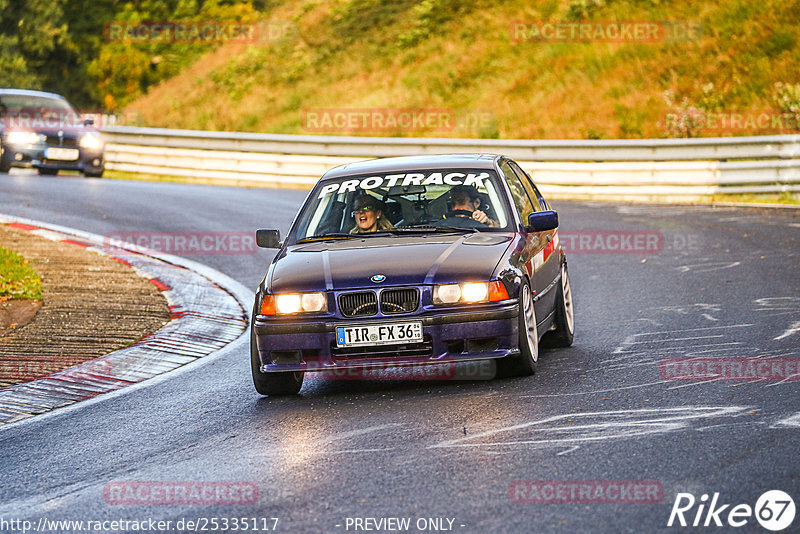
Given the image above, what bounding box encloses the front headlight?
[433,281,509,305]
[259,292,328,315]
[79,133,104,150]
[6,131,44,145]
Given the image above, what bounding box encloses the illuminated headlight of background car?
[6,131,45,146]
[79,133,104,150]
[433,281,509,305]
[260,292,328,315]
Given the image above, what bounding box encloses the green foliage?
[89,0,261,109]
[0,246,42,301]
[5,0,799,139]
[0,0,262,109]
[397,0,467,48]
[774,82,800,114]
[614,104,647,138]
[762,31,795,56]
[0,0,68,90]
[566,0,607,20]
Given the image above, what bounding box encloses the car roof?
[0,89,67,101]
[321,154,502,180]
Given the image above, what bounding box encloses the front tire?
[250,323,303,395]
[83,169,104,178]
[497,280,539,377]
[37,168,58,176]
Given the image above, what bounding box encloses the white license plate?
[336,321,423,347]
[45,147,79,161]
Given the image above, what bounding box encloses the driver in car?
[350,195,395,233]
[445,185,499,228]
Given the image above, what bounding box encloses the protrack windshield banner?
[317,172,490,198]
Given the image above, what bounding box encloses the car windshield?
[292,168,512,242]
[0,95,79,126]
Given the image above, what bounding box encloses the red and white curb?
[0,214,252,426]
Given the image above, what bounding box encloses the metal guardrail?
[101,126,800,199]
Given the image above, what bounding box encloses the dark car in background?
[0,89,104,177]
[251,154,575,395]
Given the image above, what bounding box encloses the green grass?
[119,0,800,140]
[0,246,43,301]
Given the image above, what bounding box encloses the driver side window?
[508,161,543,212]
[501,161,534,223]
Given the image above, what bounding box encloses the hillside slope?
[123,0,800,139]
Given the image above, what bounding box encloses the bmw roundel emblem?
[371,274,386,283]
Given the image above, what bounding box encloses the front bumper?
[254,303,520,373]
[2,143,104,173]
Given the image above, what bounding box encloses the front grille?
[380,288,419,315]
[45,135,78,148]
[338,291,377,317]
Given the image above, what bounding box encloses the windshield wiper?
[296,233,355,243]
[386,226,479,234]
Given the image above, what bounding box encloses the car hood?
[270,233,513,292]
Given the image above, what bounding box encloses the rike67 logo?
[668,490,795,531]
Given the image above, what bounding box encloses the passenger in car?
[445,185,499,227]
[350,195,395,233]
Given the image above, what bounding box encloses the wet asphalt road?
[0,173,799,534]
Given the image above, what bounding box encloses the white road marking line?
[320,448,396,455]
[557,446,581,456]
[676,261,740,273]
[520,380,669,398]
[764,374,800,387]
[429,406,751,449]
[696,421,765,432]
[623,324,754,338]
[666,378,727,390]
[774,320,800,340]
[686,347,746,355]
[771,412,800,428]
[612,334,639,354]
[637,318,663,326]
[754,297,800,313]
[626,335,724,344]
[677,342,744,349]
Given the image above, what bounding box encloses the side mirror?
[256,229,281,248]
[527,210,558,232]
[83,118,95,126]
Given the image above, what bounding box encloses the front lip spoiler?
[253,302,518,335]
[261,349,519,374]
